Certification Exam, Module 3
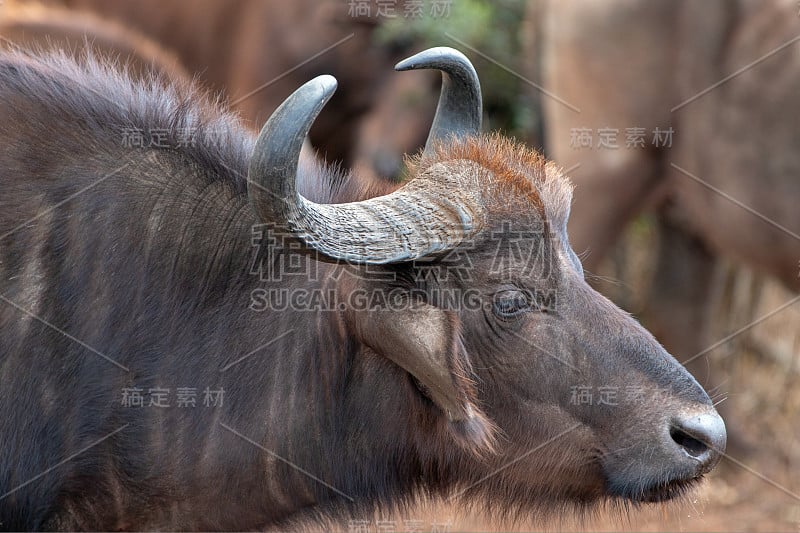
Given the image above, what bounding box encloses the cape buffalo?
[0,47,725,530]
[0,2,189,83]
[528,0,800,377]
[36,0,428,175]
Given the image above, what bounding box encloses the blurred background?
[1,0,798,530]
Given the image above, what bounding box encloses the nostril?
[670,412,727,471]
[670,426,709,458]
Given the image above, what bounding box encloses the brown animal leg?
[643,215,716,383]
[642,215,751,456]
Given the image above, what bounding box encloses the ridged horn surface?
[248,73,483,264]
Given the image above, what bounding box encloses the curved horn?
[395,46,482,156]
[248,75,483,264]
[248,75,337,226]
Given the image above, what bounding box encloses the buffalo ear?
[347,301,495,452]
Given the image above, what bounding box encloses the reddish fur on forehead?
[406,133,550,213]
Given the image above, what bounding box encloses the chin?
[606,472,705,504]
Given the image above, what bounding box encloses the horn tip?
[308,74,338,97]
[394,46,468,71]
[393,57,416,72]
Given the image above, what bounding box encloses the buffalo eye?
[492,289,533,319]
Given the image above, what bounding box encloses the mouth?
[618,475,703,503]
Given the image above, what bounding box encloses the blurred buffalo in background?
[527,0,800,384]
[8,0,536,183]
[19,0,433,181]
[0,2,190,82]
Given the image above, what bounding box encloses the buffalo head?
[248,47,725,507]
